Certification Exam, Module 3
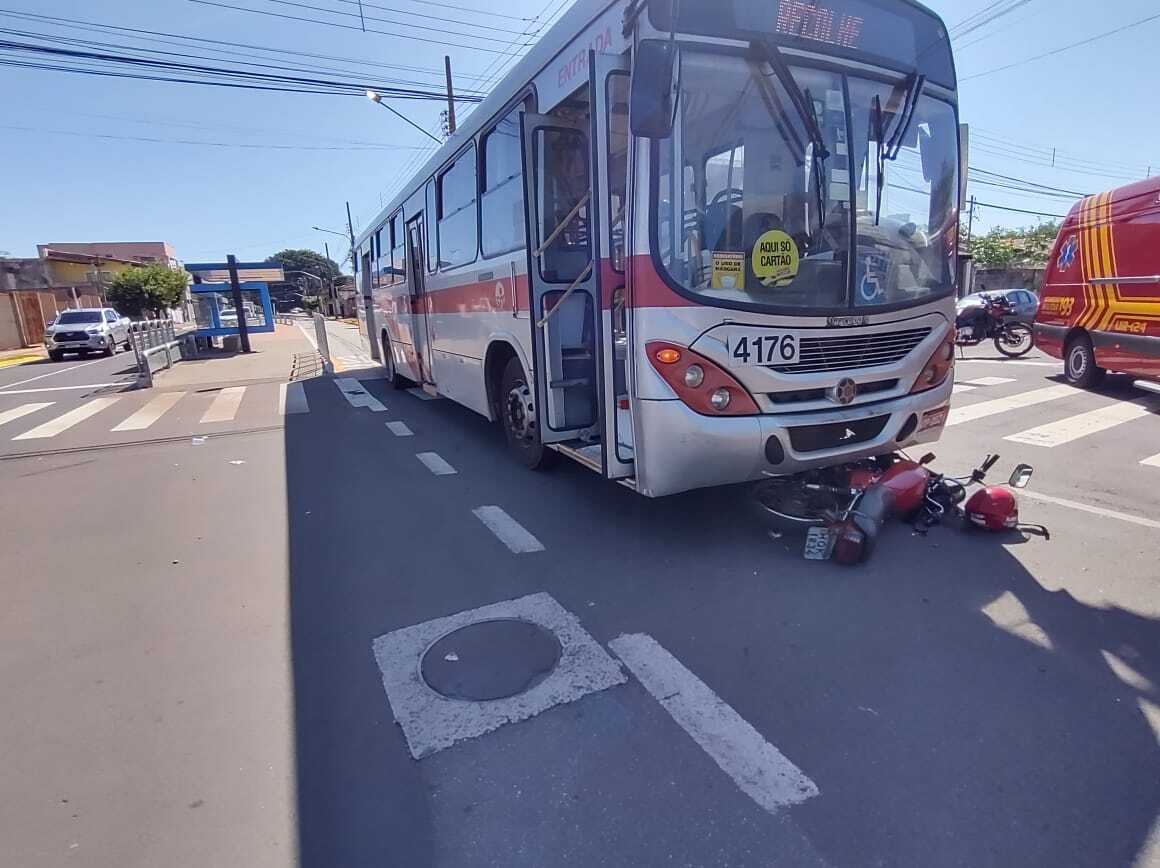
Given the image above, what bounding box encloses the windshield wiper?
[750,38,829,162]
[872,71,926,225]
[750,38,830,239]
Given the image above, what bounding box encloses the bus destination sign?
[775,1,865,49]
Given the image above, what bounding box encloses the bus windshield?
[656,50,959,313]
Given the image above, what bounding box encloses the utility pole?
[324,241,336,318]
[443,55,457,137]
[226,254,252,353]
[966,195,977,244]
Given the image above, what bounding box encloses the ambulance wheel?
[500,357,557,470]
[1065,334,1105,388]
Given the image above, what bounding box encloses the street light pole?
[365,90,442,143]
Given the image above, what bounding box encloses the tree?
[966,222,1061,269]
[106,264,188,318]
[269,249,342,285]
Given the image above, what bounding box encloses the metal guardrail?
[128,319,177,363]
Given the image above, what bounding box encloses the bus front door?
[521,113,601,445]
[406,219,435,385]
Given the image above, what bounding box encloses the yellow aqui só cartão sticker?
[752,230,799,287]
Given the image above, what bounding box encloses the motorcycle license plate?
[803,527,836,561]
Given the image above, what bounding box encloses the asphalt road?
[1,345,1158,868]
[0,346,140,395]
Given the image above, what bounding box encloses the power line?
[974,200,1068,219]
[950,0,1033,39]
[969,167,1087,197]
[0,122,428,150]
[258,0,528,38]
[0,8,492,81]
[322,0,531,22]
[0,24,487,95]
[0,37,485,102]
[961,11,1160,81]
[185,0,509,53]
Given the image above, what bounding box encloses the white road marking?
[964,376,1016,387]
[1020,490,1160,531]
[279,382,310,415]
[472,506,545,553]
[416,451,457,475]
[335,378,386,412]
[956,358,1059,367]
[1005,401,1152,447]
[296,323,319,351]
[372,592,626,759]
[946,384,1075,426]
[12,397,120,440]
[0,356,107,391]
[200,387,246,423]
[609,633,819,813]
[111,391,185,432]
[1142,452,1160,468]
[0,383,126,395]
[386,421,413,437]
[0,402,54,427]
[952,384,976,394]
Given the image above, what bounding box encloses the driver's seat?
[702,202,744,253]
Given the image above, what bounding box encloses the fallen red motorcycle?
[752,452,1048,564]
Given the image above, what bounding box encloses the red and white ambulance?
[1036,178,1160,387]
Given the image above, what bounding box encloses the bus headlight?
[645,341,759,416]
[911,332,956,394]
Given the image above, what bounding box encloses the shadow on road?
[281,376,1160,868]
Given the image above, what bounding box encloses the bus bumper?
[633,378,953,497]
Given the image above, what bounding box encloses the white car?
[44,308,132,361]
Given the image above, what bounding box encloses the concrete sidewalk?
[152,325,318,390]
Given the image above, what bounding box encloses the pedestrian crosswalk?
[0,377,394,449]
[1,375,1156,470]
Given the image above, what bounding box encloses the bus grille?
[769,327,932,374]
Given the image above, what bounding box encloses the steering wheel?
[709,187,744,207]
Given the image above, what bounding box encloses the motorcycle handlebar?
[981,454,1000,473]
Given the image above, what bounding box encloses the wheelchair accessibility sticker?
[856,253,891,305]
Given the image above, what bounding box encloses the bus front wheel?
[500,357,557,470]
[1065,334,1105,388]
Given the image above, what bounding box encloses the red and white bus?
[355,0,962,497]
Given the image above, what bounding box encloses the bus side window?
[606,72,630,272]
[390,212,404,285]
[536,127,590,283]
[438,145,479,269]
[481,106,528,257]
[425,180,438,273]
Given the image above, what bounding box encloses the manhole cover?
[421,619,562,702]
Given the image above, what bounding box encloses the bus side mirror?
[630,39,680,139]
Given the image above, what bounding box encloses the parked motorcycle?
[752,452,1045,564]
[955,294,1035,358]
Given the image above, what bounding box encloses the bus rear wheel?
[1065,334,1105,388]
[380,332,407,389]
[500,357,556,470]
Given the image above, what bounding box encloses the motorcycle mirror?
[919,453,937,466]
[1009,464,1034,489]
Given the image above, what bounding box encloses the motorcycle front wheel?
[994,322,1034,357]
[752,477,847,532]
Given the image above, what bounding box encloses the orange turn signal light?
[655,348,682,365]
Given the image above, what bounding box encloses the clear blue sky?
[2,0,1158,265]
